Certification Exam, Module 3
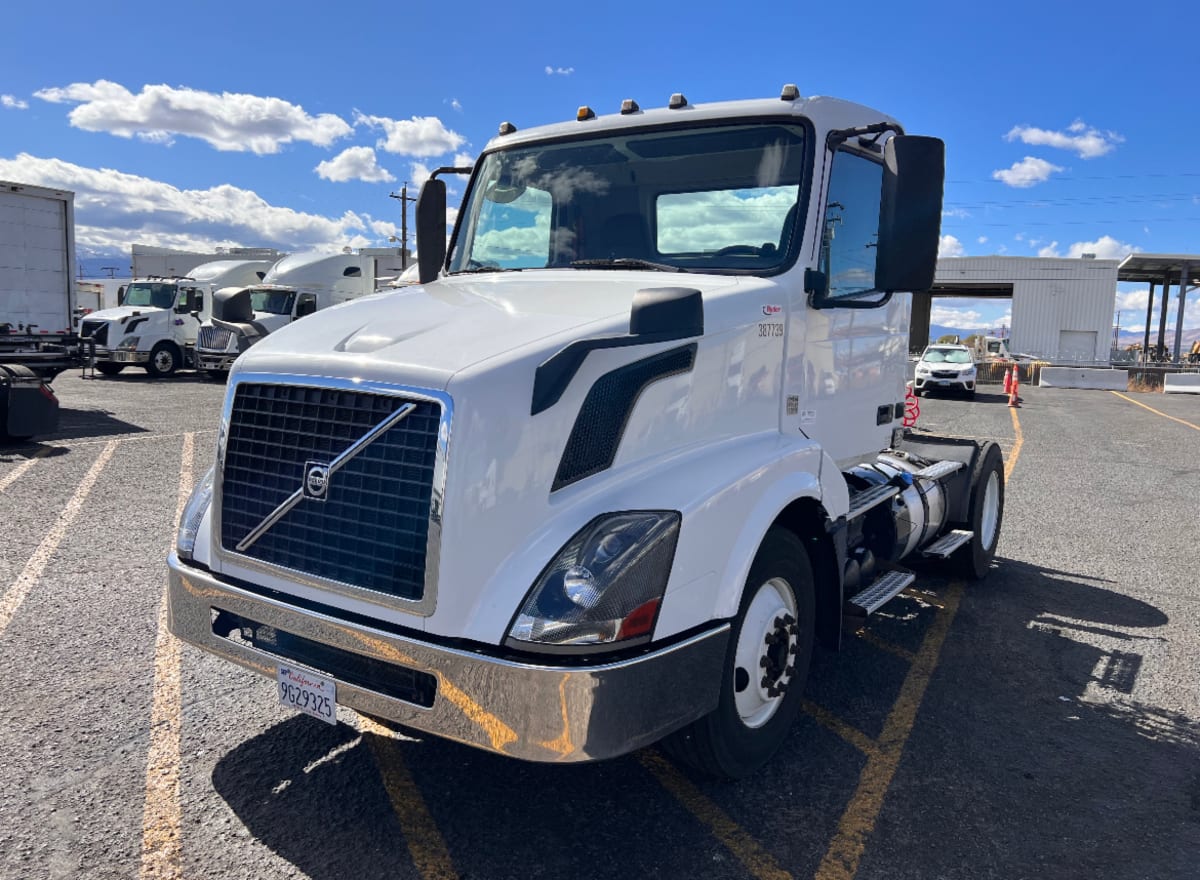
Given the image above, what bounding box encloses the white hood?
[235,270,741,389]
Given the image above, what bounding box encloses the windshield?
[249,288,296,315]
[449,122,808,275]
[922,348,973,364]
[123,283,177,309]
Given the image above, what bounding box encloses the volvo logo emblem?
[303,462,330,501]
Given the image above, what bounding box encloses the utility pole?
[389,183,416,268]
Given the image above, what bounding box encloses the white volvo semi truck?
[168,87,1005,778]
[80,259,273,377]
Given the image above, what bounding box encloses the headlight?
[117,336,141,350]
[916,365,930,375]
[962,366,977,376]
[176,466,215,561]
[226,334,240,352]
[507,511,681,651]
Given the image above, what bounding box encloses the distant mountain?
[1116,329,1200,349]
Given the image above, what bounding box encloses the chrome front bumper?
[111,350,150,364]
[167,554,729,762]
[195,352,235,371]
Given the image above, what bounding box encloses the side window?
[295,294,317,318]
[819,150,883,298]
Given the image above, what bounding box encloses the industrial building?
[913,256,1119,362]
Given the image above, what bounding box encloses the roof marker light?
[668,93,688,109]
[577,105,596,121]
[780,83,800,101]
[498,121,517,135]
[620,98,640,115]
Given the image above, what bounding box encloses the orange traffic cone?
[1008,365,1020,407]
[1003,366,1012,395]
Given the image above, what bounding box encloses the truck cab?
[80,260,271,377]
[194,251,396,376]
[168,87,1004,778]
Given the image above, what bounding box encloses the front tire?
[663,527,815,778]
[145,342,180,378]
[951,442,1004,579]
[95,363,125,377]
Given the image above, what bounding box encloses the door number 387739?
[758,322,784,337]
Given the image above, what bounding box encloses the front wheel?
[663,527,815,778]
[95,363,125,376]
[145,342,180,378]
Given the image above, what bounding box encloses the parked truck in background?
[80,259,273,377]
[1,180,80,439]
[168,87,1005,778]
[195,251,402,378]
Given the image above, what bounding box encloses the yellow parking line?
[641,750,792,880]
[802,700,880,758]
[1006,406,1024,480]
[360,716,458,880]
[139,433,194,880]
[813,579,966,880]
[815,408,1024,880]
[1109,390,1200,433]
[0,446,51,493]
[0,440,117,639]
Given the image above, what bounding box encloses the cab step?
[913,459,964,481]
[847,483,900,520]
[922,529,973,558]
[847,570,916,615]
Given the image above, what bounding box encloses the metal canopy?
[1116,253,1198,364]
[1116,254,1200,285]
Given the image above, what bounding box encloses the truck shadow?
[211,559,1199,880]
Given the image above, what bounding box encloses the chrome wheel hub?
[733,577,798,729]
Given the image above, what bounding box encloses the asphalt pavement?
[1,370,1197,880]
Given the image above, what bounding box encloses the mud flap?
[0,364,59,440]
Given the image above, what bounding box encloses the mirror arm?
[429,166,474,181]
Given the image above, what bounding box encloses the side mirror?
[876,136,944,293]
[213,287,254,324]
[416,178,447,284]
[295,298,317,318]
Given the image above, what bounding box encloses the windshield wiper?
[570,258,688,273]
[449,265,526,275]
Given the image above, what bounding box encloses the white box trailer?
[0,180,77,338]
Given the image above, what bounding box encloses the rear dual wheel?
[951,441,1004,579]
[664,527,815,778]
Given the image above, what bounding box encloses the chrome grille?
[198,325,234,351]
[219,383,441,601]
[80,320,108,346]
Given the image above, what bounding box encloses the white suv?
[914,344,977,398]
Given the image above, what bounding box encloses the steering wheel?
[714,245,760,256]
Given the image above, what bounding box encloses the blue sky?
[2,0,1196,332]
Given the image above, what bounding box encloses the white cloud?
[1,94,29,110]
[355,112,465,157]
[453,152,475,169]
[942,207,970,219]
[0,153,392,254]
[545,66,575,76]
[938,234,965,257]
[1005,121,1123,159]
[34,80,352,155]
[992,156,1063,188]
[977,236,988,244]
[315,146,395,183]
[410,162,433,187]
[450,98,462,112]
[1037,235,1140,260]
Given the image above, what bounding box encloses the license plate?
[277,664,337,725]
[938,380,950,386]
